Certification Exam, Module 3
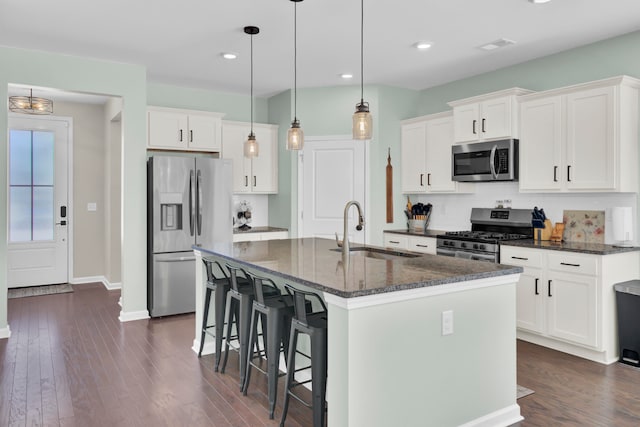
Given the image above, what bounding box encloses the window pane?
[33,131,55,186]
[33,187,54,241]
[9,187,32,242]
[9,130,32,186]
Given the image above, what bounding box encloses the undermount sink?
[331,246,420,260]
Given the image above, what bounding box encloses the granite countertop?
[233,226,288,234]
[196,237,522,298]
[501,239,640,255]
[385,229,447,238]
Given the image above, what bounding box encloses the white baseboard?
[118,310,150,322]
[517,331,616,364]
[70,275,121,291]
[458,404,523,427]
[192,339,215,356]
[0,325,11,339]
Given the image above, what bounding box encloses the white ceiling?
[2,0,640,100]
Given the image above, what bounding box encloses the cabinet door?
[401,122,427,193]
[546,273,598,348]
[453,104,480,142]
[519,96,563,191]
[515,268,545,334]
[407,236,436,254]
[481,97,512,140]
[148,110,188,149]
[425,116,456,192]
[222,122,251,193]
[250,125,278,193]
[187,115,221,152]
[566,87,615,190]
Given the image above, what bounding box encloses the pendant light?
[9,89,53,115]
[287,0,304,151]
[352,0,372,140]
[244,26,260,158]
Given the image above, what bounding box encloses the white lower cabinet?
[383,233,436,255]
[501,245,639,363]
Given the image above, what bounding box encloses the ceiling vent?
[478,38,516,51]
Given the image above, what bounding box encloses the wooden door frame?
[7,113,74,286]
[296,134,371,245]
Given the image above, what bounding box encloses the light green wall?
[147,82,268,123]
[416,30,640,115]
[0,46,147,332]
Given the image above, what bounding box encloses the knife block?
[534,219,553,241]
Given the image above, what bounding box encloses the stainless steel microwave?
[451,139,518,182]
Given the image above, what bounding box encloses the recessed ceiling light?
[529,0,551,3]
[414,41,433,50]
[340,73,353,79]
[221,52,238,60]
[478,38,516,51]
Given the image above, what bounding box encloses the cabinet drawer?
[547,252,597,276]
[408,236,436,255]
[383,234,408,250]
[500,246,543,268]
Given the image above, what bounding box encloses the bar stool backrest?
[284,284,328,326]
[248,274,279,305]
[202,258,228,283]
[226,264,252,292]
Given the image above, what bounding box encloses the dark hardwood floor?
[1,282,639,426]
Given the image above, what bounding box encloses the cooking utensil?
[386,148,393,223]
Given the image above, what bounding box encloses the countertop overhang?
[194,237,521,298]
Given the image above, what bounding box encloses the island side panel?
[326,280,522,427]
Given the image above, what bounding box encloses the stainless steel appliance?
[147,155,232,317]
[452,139,518,182]
[436,208,533,262]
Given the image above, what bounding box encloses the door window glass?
[8,129,55,242]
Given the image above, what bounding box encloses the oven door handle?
[489,144,498,179]
[436,247,496,262]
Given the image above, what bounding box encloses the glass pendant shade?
[287,119,304,150]
[352,102,372,140]
[244,132,259,158]
[9,89,53,115]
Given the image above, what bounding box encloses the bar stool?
[220,263,280,389]
[198,258,251,372]
[280,285,328,427]
[242,274,295,419]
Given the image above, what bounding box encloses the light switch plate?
[87,202,97,212]
[442,310,454,336]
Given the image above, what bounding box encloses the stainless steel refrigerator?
[147,155,232,317]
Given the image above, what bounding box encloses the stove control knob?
[473,243,479,250]
[461,243,466,249]
[479,244,486,250]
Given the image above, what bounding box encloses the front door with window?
[7,117,69,287]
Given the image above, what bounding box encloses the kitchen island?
[193,238,523,427]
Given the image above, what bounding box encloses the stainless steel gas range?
[436,208,533,263]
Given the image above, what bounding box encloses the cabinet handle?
[511,256,528,261]
[553,166,558,182]
[190,130,193,142]
[535,278,539,295]
[560,262,580,267]
[253,176,257,187]
[420,173,424,186]
[389,240,400,244]
[427,173,431,186]
[548,280,552,297]
[416,244,429,248]
[567,165,572,182]
[472,119,477,135]
[481,118,486,133]
[179,129,183,142]
[245,176,248,187]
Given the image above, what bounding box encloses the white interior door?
[7,116,70,288]
[299,137,366,244]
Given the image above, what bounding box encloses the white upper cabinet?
[147,106,224,152]
[222,120,278,194]
[401,112,473,194]
[519,76,640,193]
[448,88,533,143]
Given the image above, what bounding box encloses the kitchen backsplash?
[410,181,637,245]
[233,194,269,228]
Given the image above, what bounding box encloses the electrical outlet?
[442,310,454,336]
[87,202,97,212]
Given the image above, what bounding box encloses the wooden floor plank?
[3,283,640,426]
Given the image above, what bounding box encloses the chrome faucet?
[335,200,364,257]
